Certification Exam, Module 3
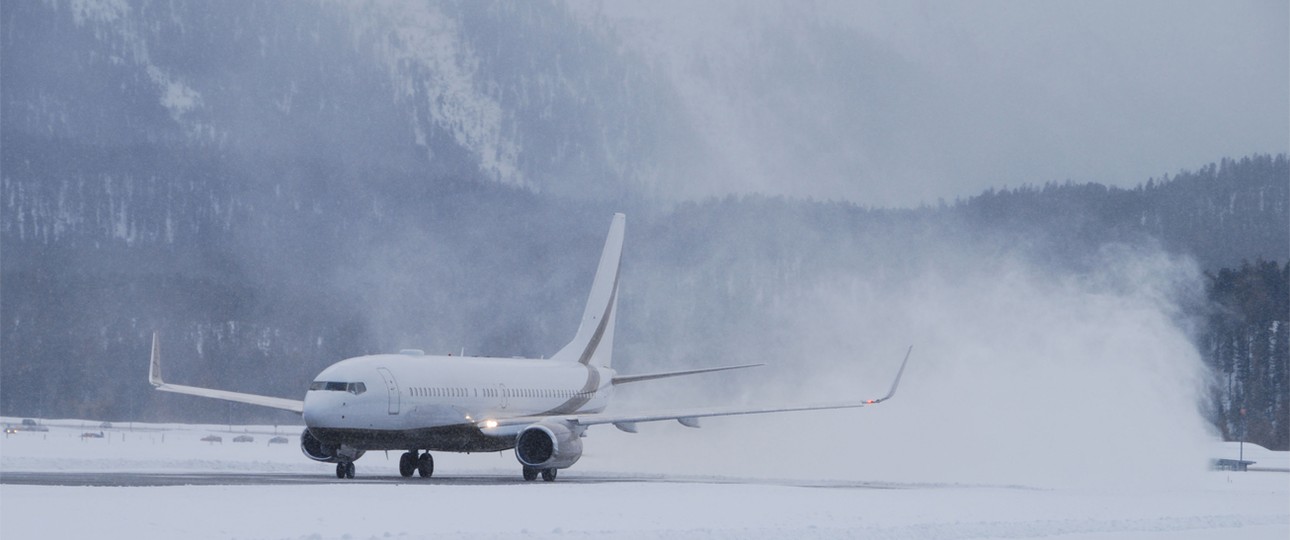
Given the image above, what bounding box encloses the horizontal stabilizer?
[611,363,764,385]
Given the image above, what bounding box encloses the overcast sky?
[586,0,1288,206]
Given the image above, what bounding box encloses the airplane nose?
[302,393,321,427]
[302,390,354,428]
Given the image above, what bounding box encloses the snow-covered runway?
[1,470,1023,489]
[2,419,1286,539]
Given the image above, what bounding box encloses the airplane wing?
[148,333,305,414]
[610,363,765,385]
[483,346,911,433]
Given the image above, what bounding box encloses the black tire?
[541,468,557,482]
[417,453,434,478]
[522,466,538,481]
[344,461,355,479]
[336,463,346,479]
[399,452,415,477]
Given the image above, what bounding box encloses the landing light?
[481,419,498,429]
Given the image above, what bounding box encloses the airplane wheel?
[335,463,346,479]
[541,468,557,482]
[399,452,416,477]
[344,461,355,479]
[417,453,434,478]
[522,466,538,481]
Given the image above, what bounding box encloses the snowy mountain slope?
[4,0,694,200]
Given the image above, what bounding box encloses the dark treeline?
[1202,260,1289,450]
[956,154,1288,272]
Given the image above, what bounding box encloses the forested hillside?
[1202,260,1289,451]
[956,155,1288,271]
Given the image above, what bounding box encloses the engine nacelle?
[300,428,364,463]
[515,421,583,469]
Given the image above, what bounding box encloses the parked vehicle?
[17,419,48,431]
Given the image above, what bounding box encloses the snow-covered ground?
[2,417,1287,539]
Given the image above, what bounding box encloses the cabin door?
[376,367,400,415]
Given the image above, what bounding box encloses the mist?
[581,0,1289,206]
[608,230,1213,489]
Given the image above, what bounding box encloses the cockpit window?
[309,381,366,394]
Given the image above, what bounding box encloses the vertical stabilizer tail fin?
[552,213,625,368]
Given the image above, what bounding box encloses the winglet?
[865,345,911,404]
[149,332,164,386]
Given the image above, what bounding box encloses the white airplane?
[148,213,910,481]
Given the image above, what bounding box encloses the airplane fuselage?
[302,352,614,452]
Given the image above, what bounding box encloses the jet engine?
[515,421,583,469]
[300,428,363,463]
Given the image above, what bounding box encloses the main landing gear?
[398,451,434,478]
[522,466,557,482]
[335,461,355,479]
